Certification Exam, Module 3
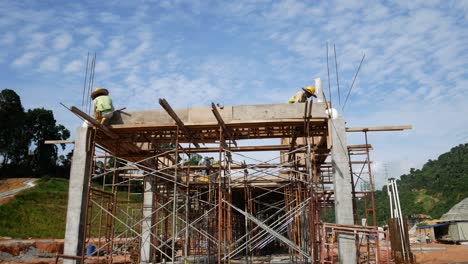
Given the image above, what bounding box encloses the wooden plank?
[70,106,119,139]
[108,118,328,131]
[159,98,201,148]
[346,125,412,132]
[347,144,372,150]
[119,173,144,178]
[44,140,75,144]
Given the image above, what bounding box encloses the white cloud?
[1,0,467,184]
[95,60,110,73]
[64,60,83,73]
[39,56,60,72]
[26,32,48,49]
[98,12,121,23]
[76,26,100,36]
[148,59,161,72]
[116,41,152,70]
[103,37,125,58]
[84,36,103,47]
[144,74,221,109]
[12,52,37,67]
[53,33,73,50]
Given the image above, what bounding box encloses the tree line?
[0,89,71,178]
[372,143,468,224]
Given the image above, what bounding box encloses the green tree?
[0,89,29,166]
[375,143,468,222]
[25,108,70,176]
[185,153,202,165]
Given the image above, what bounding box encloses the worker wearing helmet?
[91,87,114,124]
[288,85,317,103]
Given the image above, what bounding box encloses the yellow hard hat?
[302,85,317,98]
[91,88,109,99]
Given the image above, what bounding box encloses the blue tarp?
[418,222,449,229]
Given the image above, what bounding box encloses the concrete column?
[63,127,92,264]
[140,174,155,263]
[331,117,357,264]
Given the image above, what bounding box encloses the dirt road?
[0,178,37,205]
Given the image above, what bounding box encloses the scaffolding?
[62,100,411,264]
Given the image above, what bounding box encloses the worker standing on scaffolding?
[91,88,114,125]
[288,85,317,103]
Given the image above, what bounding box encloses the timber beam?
[346,125,412,132]
[159,98,201,148]
[211,102,237,147]
[70,106,119,139]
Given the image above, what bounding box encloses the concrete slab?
[110,102,328,126]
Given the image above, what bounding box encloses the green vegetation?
[0,177,143,238]
[0,89,70,178]
[374,143,468,224]
[0,178,69,238]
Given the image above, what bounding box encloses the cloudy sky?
[1,0,467,187]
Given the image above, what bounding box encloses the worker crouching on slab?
[91,87,114,125]
[288,85,317,103]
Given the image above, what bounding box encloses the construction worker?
[288,85,317,103]
[91,87,114,124]
[198,156,211,175]
[425,233,431,244]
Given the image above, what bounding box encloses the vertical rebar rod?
[334,44,341,106]
[81,52,89,110]
[326,43,332,108]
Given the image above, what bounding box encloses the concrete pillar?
[140,175,155,263]
[63,127,92,264]
[331,117,357,264]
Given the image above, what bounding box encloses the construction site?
[51,77,417,264]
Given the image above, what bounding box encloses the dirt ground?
[412,243,468,263]
[1,238,467,263]
[0,178,34,193]
[0,178,36,205]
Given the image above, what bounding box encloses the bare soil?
[1,238,467,263]
[412,243,468,263]
[0,178,35,205]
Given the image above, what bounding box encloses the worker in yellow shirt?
[288,85,317,103]
[91,88,114,124]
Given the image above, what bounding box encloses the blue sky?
[1,0,467,186]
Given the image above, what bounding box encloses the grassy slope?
[374,143,468,224]
[0,178,69,238]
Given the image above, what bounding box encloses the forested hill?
[374,143,468,224]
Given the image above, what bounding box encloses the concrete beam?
[110,102,328,126]
[331,117,357,264]
[63,127,92,264]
